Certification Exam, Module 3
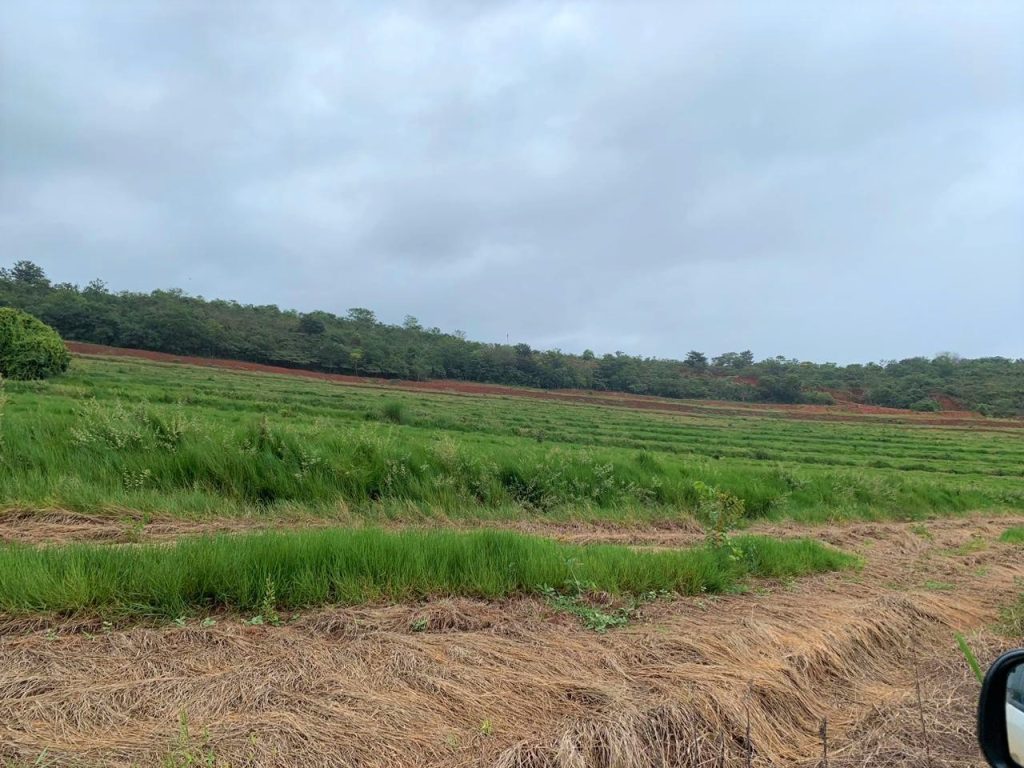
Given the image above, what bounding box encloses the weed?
[163,711,223,768]
[694,481,746,557]
[943,537,987,556]
[955,633,983,683]
[910,524,933,541]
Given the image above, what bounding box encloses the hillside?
[3,260,1022,415]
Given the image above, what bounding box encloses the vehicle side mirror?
[979,648,1024,767]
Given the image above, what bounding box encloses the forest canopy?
[1,261,1021,415]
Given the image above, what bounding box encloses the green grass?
[1002,596,1024,637]
[1000,526,1024,543]
[0,528,857,619]
[997,529,1023,636]
[0,354,1021,524]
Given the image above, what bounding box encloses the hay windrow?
[1,517,1022,767]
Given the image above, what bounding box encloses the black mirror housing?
[979,648,1024,768]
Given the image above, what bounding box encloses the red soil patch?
[66,342,1023,429]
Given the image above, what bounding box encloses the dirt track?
[1,516,1022,767]
[66,342,1024,429]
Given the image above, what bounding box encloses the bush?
[0,308,70,380]
[910,398,941,412]
[801,390,836,406]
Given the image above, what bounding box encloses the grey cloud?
[1,0,1022,363]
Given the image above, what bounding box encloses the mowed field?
[1,350,1023,767]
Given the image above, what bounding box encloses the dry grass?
[1,517,1022,767]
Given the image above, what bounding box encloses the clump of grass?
[1000,526,1024,544]
[0,529,856,619]
[379,400,408,425]
[910,524,933,541]
[1001,596,1024,637]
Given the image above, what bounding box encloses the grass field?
[2,351,1023,768]
[1,354,1022,524]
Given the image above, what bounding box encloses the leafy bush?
[910,398,941,412]
[0,307,70,380]
[801,390,836,406]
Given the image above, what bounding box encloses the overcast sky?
[2,1,1022,363]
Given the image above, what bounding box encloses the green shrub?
[801,390,836,406]
[910,398,941,412]
[0,307,70,380]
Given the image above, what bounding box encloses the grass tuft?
[1000,526,1024,544]
[0,529,856,620]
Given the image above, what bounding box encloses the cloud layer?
[2,1,1022,362]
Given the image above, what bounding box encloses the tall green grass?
[1000,526,1024,543]
[1,355,1021,523]
[0,529,856,618]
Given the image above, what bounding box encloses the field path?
[1,516,1022,766]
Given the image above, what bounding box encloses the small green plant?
[923,580,955,591]
[910,524,933,541]
[249,575,281,626]
[200,617,217,628]
[944,536,987,556]
[410,617,429,632]
[542,584,632,632]
[122,513,151,542]
[693,481,746,557]
[163,711,222,768]
[479,719,494,737]
[540,557,660,632]
[955,633,984,684]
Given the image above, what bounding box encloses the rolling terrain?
[0,348,1021,767]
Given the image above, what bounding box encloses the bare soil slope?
[2,516,1021,767]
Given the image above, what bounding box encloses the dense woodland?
[2,261,1022,415]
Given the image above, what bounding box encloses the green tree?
[5,260,50,289]
[684,350,708,371]
[347,308,377,326]
[298,315,326,335]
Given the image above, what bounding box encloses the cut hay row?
[1,518,1020,767]
[0,528,855,618]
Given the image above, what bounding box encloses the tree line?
[1,261,1021,415]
